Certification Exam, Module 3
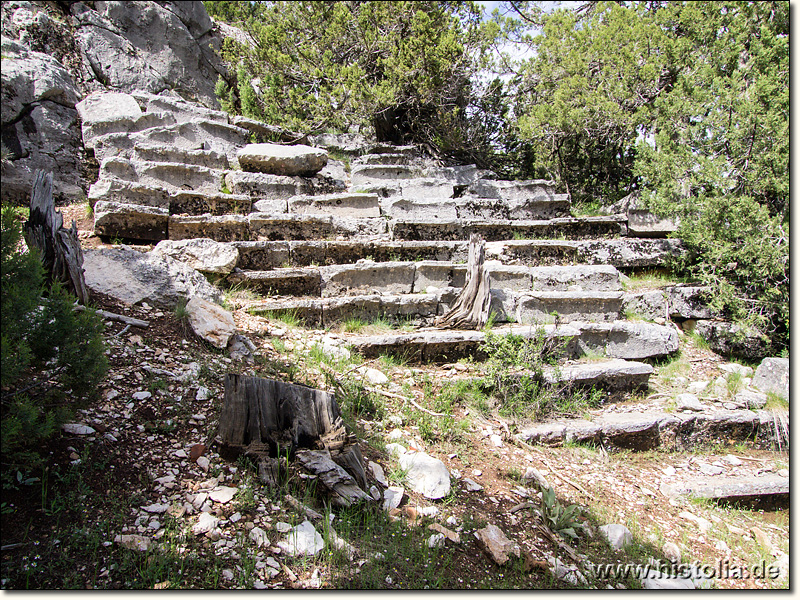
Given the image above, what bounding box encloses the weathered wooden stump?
[436,233,492,329]
[218,374,371,506]
[24,170,89,304]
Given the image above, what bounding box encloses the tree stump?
[24,170,89,304]
[218,374,371,506]
[436,233,492,329]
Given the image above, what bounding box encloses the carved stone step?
[660,474,788,509]
[343,321,677,364]
[168,213,387,242]
[82,111,178,148]
[350,163,417,185]
[226,262,623,301]
[230,240,468,270]
[541,359,653,392]
[383,195,571,221]
[98,157,225,193]
[467,358,653,394]
[391,216,627,241]
[225,170,346,198]
[131,90,231,124]
[570,320,680,360]
[113,119,250,161]
[518,409,778,452]
[345,324,580,363]
[465,178,558,201]
[89,178,250,215]
[246,292,454,328]
[490,238,685,269]
[516,291,624,324]
[93,200,169,241]
[288,193,381,218]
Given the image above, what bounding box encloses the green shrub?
[1,205,108,478]
[482,329,563,420]
[670,195,788,354]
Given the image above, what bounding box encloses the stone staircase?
[78,90,783,453]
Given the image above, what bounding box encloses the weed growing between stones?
[480,329,599,421]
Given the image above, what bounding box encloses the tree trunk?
[24,170,89,304]
[436,233,492,329]
[218,374,371,506]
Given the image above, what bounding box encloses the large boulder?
[237,143,328,176]
[82,245,222,309]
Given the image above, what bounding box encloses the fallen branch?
[539,456,594,500]
[318,362,447,417]
[74,305,149,328]
[364,385,446,417]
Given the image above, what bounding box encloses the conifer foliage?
[1,206,107,478]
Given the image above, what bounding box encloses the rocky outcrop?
[69,1,226,108]
[1,0,228,205]
[1,35,84,204]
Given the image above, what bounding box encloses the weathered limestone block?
[131,120,248,160]
[413,261,467,291]
[99,157,223,192]
[385,199,459,221]
[130,90,229,124]
[486,263,532,292]
[466,179,557,201]
[169,190,251,216]
[543,359,653,392]
[248,213,335,241]
[484,240,581,266]
[627,209,679,237]
[93,201,169,240]
[252,198,289,214]
[321,295,383,326]
[530,265,620,292]
[186,296,236,349]
[751,357,789,400]
[578,238,685,268]
[168,214,249,242]
[516,291,623,324]
[152,238,239,274]
[665,285,716,320]
[694,320,768,360]
[88,178,171,209]
[225,268,321,297]
[351,164,416,186]
[225,171,299,198]
[399,178,459,199]
[320,262,416,297]
[229,241,290,270]
[622,290,668,322]
[288,193,380,218]
[573,321,679,360]
[76,91,143,147]
[237,143,328,176]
